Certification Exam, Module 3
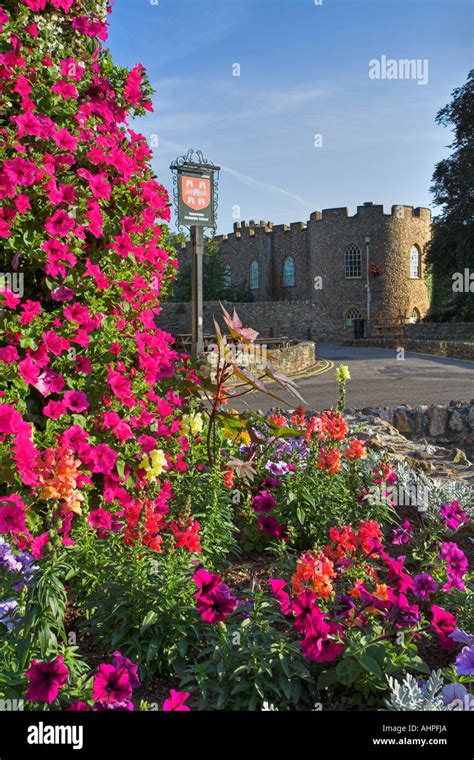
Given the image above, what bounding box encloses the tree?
[169,236,253,302]
[426,70,474,321]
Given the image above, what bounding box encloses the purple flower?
[0,599,18,631]
[0,539,22,573]
[456,645,474,677]
[391,520,413,545]
[111,652,141,689]
[440,683,470,706]
[413,573,438,601]
[251,490,276,513]
[261,477,281,491]
[450,628,474,647]
[51,285,75,302]
[265,461,291,476]
[440,542,468,592]
[257,514,287,540]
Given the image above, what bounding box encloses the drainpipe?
[365,235,371,337]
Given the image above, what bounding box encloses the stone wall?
[158,300,351,343]
[370,403,474,462]
[266,341,315,376]
[405,322,474,341]
[344,337,474,361]
[203,340,315,379]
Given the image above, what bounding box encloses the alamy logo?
[27,721,84,751]
[452,268,474,292]
[369,55,429,85]
[0,272,24,298]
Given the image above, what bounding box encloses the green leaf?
[296,506,306,525]
[317,668,338,690]
[141,610,158,630]
[336,658,362,685]
[360,654,383,680]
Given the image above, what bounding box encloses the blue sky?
[107,0,473,233]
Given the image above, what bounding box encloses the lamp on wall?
[365,235,371,337]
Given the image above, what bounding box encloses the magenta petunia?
[163,689,190,712]
[90,444,118,474]
[3,157,37,187]
[0,497,27,535]
[196,584,237,623]
[440,500,468,531]
[92,664,132,705]
[26,656,69,704]
[43,400,67,420]
[63,390,89,413]
[431,605,457,652]
[300,609,345,663]
[268,578,292,615]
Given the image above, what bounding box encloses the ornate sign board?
[177,167,214,227]
[170,150,220,232]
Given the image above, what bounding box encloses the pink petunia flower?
[3,157,36,187]
[43,400,67,420]
[63,390,89,413]
[26,656,69,704]
[92,664,132,705]
[163,690,190,712]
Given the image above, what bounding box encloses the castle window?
[410,307,421,323]
[345,245,362,278]
[250,260,259,290]
[345,307,362,327]
[223,264,232,288]
[410,245,421,278]
[283,256,295,287]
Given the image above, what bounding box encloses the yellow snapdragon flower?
[182,412,204,436]
[139,448,167,480]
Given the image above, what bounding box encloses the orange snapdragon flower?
[317,447,341,474]
[344,438,367,461]
[291,550,336,600]
[37,446,84,515]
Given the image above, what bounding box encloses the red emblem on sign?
[181,175,211,210]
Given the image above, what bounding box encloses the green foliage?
[426,70,474,321]
[180,594,315,710]
[66,533,199,680]
[169,236,253,303]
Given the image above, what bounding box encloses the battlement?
[308,202,431,222]
[183,202,431,249]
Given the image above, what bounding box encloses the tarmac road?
[234,344,474,412]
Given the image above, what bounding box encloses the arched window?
[410,245,421,278]
[223,264,232,288]
[283,256,295,287]
[249,260,259,290]
[345,307,362,327]
[345,245,362,278]
[410,307,421,323]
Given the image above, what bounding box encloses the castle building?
[213,202,431,336]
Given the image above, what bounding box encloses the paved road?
[236,345,474,412]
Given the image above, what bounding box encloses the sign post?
[191,224,204,356]
[170,150,220,360]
